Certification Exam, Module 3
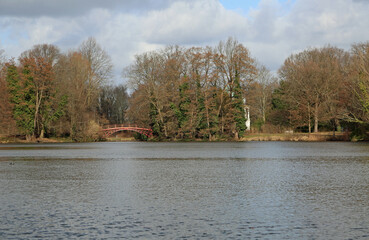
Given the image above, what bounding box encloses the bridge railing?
[102,124,153,131]
[103,124,138,129]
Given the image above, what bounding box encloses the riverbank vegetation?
[1,38,369,142]
[0,38,128,142]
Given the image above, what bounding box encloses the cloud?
[1,0,369,83]
[0,0,187,17]
[242,0,369,71]
[142,0,249,45]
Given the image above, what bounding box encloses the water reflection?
[1,142,369,239]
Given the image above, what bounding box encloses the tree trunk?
[157,106,167,137]
[40,128,45,139]
[205,103,211,141]
[34,92,40,136]
[26,134,32,142]
[308,105,311,134]
[314,105,319,133]
[262,95,266,123]
[234,131,239,140]
[221,115,224,134]
[308,120,311,134]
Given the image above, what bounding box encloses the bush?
[134,132,148,141]
[350,124,369,141]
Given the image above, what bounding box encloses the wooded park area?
[1,37,369,141]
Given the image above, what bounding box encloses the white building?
[243,98,251,131]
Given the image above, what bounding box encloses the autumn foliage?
[0,39,122,141]
[125,38,256,140]
[1,38,369,141]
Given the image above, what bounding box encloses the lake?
[1,142,369,239]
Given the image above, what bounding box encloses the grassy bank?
[105,137,135,142]
[241,132,349,142]
[0,135,73,144]
[0,135,135,144]
[0,132,355,143]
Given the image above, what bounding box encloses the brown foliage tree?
[0,54,17,135]
[55,52,93,140]
[79,37,113,108]
[18,55,56,138]
[349,42,369,123]
[279,46,349,132]
[246,64,277,127]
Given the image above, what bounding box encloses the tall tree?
[247,64,277,124]
[126,51,168,138]
[279,46,349,132]
[5,62,35,140]
[350,42,369,122]
[55,52,92,140]
[0,54,17,135]
[79,37,113,107]
[17,55,58,138]
[213,37,256,138]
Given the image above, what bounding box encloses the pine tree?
[232,73,246,138]
[6,63,36,139]
[195,76,207,137]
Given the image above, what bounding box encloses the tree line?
[125,38,256,140]
[274,44,369,139]
[0,38,128,141]
[125,38,369,140]
[1,37,369,141]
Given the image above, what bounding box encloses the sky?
[1,0,369,83]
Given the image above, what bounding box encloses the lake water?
[1,142,369,239]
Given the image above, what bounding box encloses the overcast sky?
[1,0,369,83]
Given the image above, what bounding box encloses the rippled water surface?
[1,142,369,239]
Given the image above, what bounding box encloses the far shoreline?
[1,132,361,144]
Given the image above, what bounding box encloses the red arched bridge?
[101,125,153,138]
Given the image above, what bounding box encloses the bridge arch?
[101,125,153,138]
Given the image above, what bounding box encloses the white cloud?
[141,0,249,45]
[1,0,369,83]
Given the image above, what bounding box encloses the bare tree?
[279,46,349,132]
[20,44,60,66]
[125,51,168,137]
[55,52,91,139]
[125,39,256,140]
[213,37,256,138]
[98,84,129,124]
[349,42,369,122]
[79,37,113,83]
[248,64,277,123]
[79,37,113,107]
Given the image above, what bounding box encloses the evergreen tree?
[195,76,207,137]
[178,81,190,129]
[6,63,36,139]
[149,97,162,138]
[232,74,246,138]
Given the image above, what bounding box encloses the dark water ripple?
[1,142,369,239]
